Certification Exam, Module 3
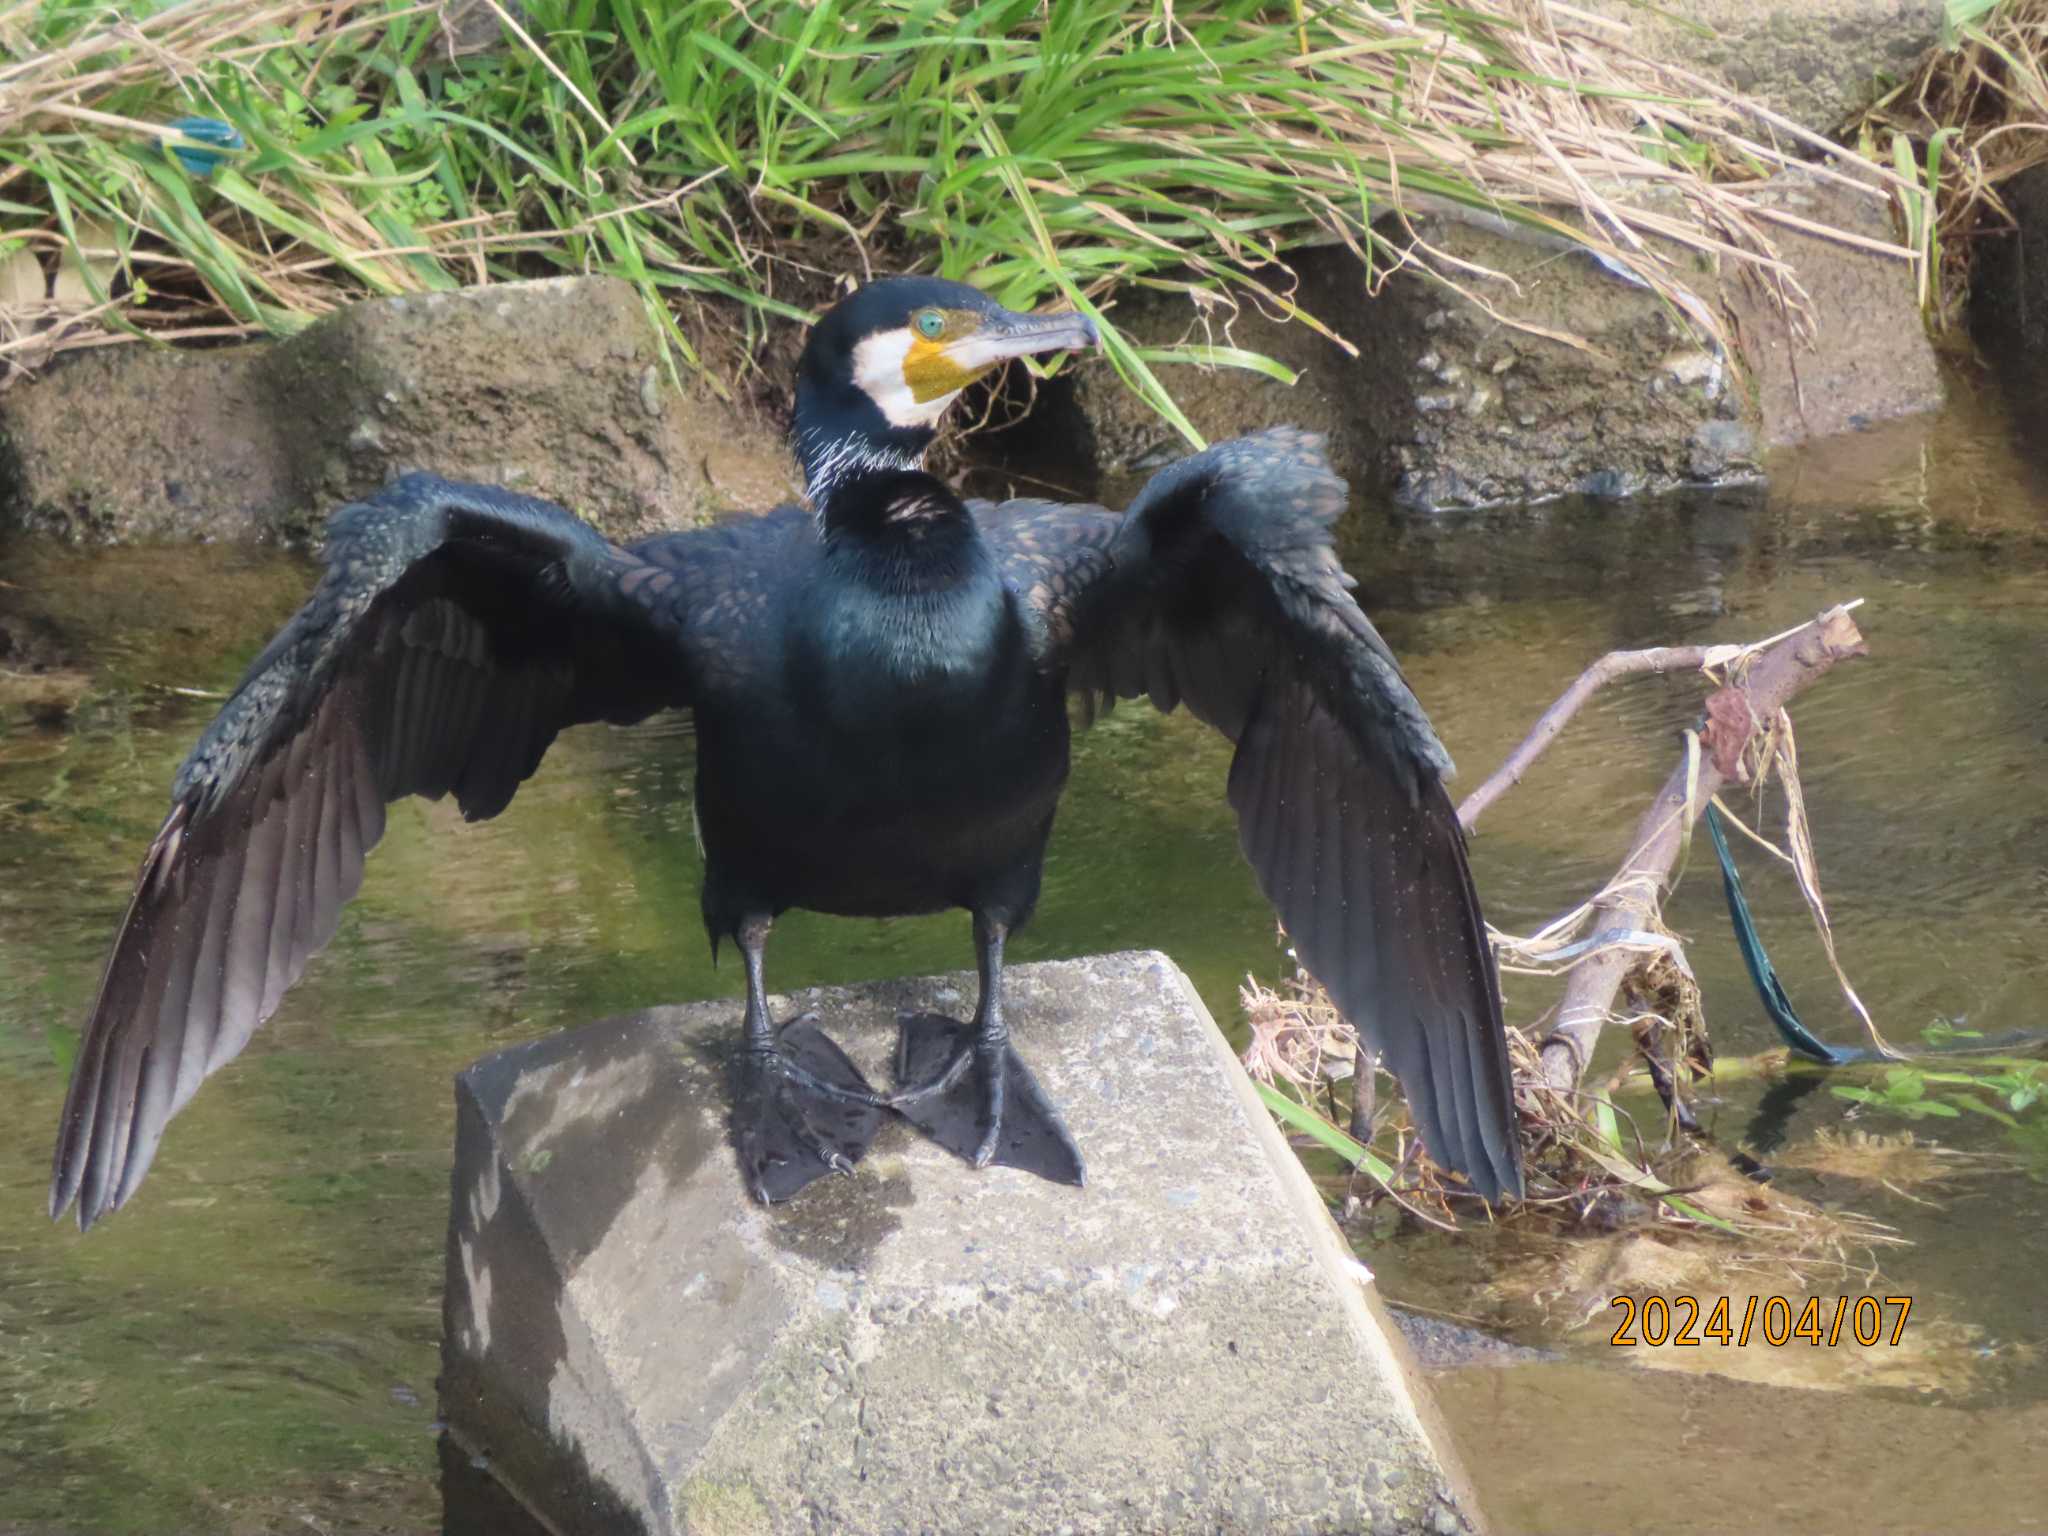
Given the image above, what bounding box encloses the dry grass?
[1242,952,1938,1293]
[1850,0,2048,324]
[1774,1126,2011,1189]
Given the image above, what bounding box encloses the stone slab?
[1734,174,1947,447]
[440,951,1483,1536]
[0,341,294,543]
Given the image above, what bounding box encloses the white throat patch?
[796,426,924,511]
[852,328,962,428]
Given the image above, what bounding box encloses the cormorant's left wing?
[50,474,686,1230]
[975,428,1522,1202]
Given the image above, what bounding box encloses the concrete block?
[1077,174,1941,509]
[440,951,1483,1536]
[0,341,294,543]
[1733,174,1947,447]
[0,276,798,544]
[268,277,795,541]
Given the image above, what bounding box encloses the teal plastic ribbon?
[1705,802,1852,1065]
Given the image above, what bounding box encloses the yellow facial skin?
[902,308,989,403]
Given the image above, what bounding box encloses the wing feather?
[128,863,203,1191]
[1307,693,1342,985]
[50,474,688,1228]
[262,742,315,1018]
[179,813,237,1096]
[219,764,286,1062]
[308,725,344,937]
[983,429,1522,1201]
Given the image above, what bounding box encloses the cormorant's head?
[793,276,1098,501]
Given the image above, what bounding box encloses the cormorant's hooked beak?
[946,305,1100,372]
[876,299,1101,425]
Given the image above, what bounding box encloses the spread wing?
[975,428,1522,1202]
[51,474,688,1229]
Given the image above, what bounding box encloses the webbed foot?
[732,1015,887,1203]
[890,1012,1085,1187]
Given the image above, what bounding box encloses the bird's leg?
[963,913,1014,1165]
[889,913,1085,1187]
[729,914,888,1203]
[1348,1046,1378,1145]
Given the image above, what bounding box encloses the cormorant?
[48,275,1523,1226]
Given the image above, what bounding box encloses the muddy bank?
[0,0,1960,540]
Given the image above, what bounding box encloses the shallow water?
[2,380,2045,1532]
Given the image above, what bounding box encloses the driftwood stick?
[1518,605,1869,1093]
[1458,644,1721,832]
[1455,600,1867,833]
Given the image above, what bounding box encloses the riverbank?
[2,0,1989,538]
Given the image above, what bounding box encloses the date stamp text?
[1609,1295,1912,1348]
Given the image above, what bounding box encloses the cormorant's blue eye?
[915,309,945,339]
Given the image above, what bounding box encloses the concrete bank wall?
[0,276,798,544]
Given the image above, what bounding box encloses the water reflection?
[2,381,2046,1530]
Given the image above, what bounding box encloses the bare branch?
[1458,643,1720,831]
[1533,604,1869,1093]
[1458,602,1867,832]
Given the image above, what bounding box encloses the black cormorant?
[48,275,1523,1226]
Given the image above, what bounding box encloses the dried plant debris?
[1770,1128,2011,1188]
[1242,965,1360,1101]
[0,611,91,736]
[1545,1249,1992,1398]
[1455,1148,1994,1397]
[1249,938,2032,1400]
[1621,945,1715,1120]
[1848,0,2048,323]
[0,666,90,730]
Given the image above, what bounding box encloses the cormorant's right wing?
[50,474,686,1230]
[978,429,1522,1203]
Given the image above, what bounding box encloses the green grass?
[3,0,1912,436]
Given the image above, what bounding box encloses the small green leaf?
[1252,1080,1398,1183]
[1921,1017,1982,1045]
[1658,1194,1741,1235]
[1132,345,1299,386]
[1884,1067,1927,1104]
[1949,1095,2020,1128]
[1588,1091,1623,1151]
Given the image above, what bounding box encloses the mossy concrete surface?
[0,340,295,543]
[439,951,1484,1536]
[0,276,798,544]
